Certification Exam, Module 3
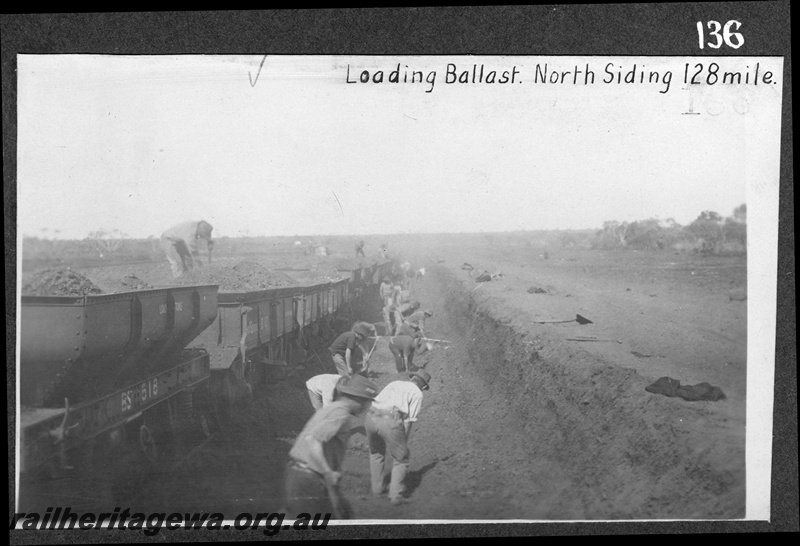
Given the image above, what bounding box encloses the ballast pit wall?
[432,265,744,520]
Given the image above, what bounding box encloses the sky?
[17,55,783,240]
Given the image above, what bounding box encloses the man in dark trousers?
[160,220,215,277]
[285,375,379,518]
[388,332,421,374]
[329,322,372,377]
[398,309,434,354]
[365,370,431,505]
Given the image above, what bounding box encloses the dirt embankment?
[429,265,744,519]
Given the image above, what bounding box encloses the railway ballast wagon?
[18,259,396,473]
[19,285,219,472]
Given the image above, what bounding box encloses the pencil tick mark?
[249,55,268,87]
[332,191,344,216]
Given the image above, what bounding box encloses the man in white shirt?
[285,375,379,518]
[160,220,214,277]
[305,374,343,411]
[365,370,431,505]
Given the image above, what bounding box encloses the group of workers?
[293,369,431,515]
[162,221,433,517]
[379,276,434,373]
[288,272,435,517]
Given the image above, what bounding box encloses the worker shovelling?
[288,262,439,516]
[289,370,432,515]
[161,220,215,278]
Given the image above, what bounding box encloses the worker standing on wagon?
[160,220,214,278]
[285,375,379,518]
[329,322,372,378]
[365,371,431,505]
[306,374,344,411]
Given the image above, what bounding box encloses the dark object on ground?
[22,267,104,296]
[527,285,547,294]
[645,376,727,402]
[728,288,747,301]
[475,271,492,282]
[461,263,474,271]
[533,314,593,325]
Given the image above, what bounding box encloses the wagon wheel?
[139,425,157,464]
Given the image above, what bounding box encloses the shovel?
[420,337,453,344]
[532,314,593,325]
[361,334,380,375]
[566,336,622,344]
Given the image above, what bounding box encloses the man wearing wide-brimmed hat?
[285,374,379,518]
[329,322,373,377]
[365,370,431,505]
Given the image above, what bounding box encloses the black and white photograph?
[6,5,795,539]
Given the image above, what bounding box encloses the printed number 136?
[697,20,744,49]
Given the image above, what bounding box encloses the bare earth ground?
[18,244,746,520]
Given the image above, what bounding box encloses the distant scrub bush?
[592,204,746,255]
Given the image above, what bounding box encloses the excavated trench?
[417,265,744,520]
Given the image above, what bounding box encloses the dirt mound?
[101,275,155,293]
[21,267,104,296]
[177,260,298,291]
[287,265,348,284]
[264,380,314,429]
